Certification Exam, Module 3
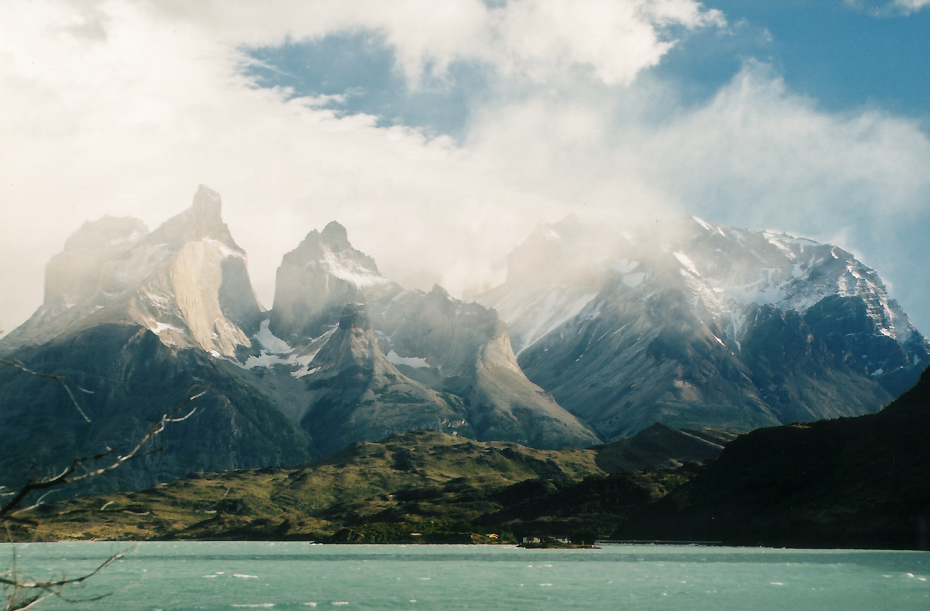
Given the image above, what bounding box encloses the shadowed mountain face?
[297,303,474,456]
[0,188,598,501]
[615,366,930,550]
[0,324,315,496]
[4,186,929,500]
[0,188,306,496]
[477,216,930,438]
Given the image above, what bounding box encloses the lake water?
[3,542,929,610]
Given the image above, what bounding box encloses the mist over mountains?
[479,215,930,438]
[1,186,927,494]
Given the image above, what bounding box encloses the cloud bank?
[1,1,929,336]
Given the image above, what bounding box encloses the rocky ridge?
[477,216,930,437]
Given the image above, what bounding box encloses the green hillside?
[10,429,713,544]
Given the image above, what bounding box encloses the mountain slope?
[13,428,727,543]
[297,303,474,456]
[0,323,315,496]
[372,285,601,448]
[616,366,930,549]
[478,216,930,438]
[0,187,311,495]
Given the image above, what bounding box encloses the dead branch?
[0,355,206,610]
[0,387,204,521]
[1,549,125,611]
[0,358,93,423]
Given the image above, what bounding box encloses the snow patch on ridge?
[387,350,430,369]
[149,321,184,335]
[321,250,389,288]
[674,252,700,276]
[244,320,336,378]
[255,319,293,354]
[479,285,599,355]
[622,273,645,288]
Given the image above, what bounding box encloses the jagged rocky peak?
[306,302,378,374]
[285,220,381,277]
[320,220,350,248]
[145,184,240,250]
[270,221,396,343]
[126,185,262,354]
[338,302,370,332]
[296,300,474,456]
[44,215,149,309]
[0,185,262,358]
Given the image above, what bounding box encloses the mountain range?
[1,186,927,495]
[478,216,930,437]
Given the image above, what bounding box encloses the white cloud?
[141,0,723,86]
[892,0,930,13]
[844,0,930,14]
[460,59,930,326]
[465,60,930,236]
[633,63,930,227]
[1,1,929,336]
[0,0,725,333]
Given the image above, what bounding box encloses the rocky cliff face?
[0,185,263,358]
[477,216,930,438]
[254,225,600,450]
[0,187,298,497]
[297,303,474,456]
[7,186,927,498]
[269,221,395,343]
[371,286,600,448]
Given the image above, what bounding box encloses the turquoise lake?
[3,542,929,610]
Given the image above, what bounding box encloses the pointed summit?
[193,183,222,210]
[145,184,240,251]
[0,186,262,357]
[187,184,225,232]
[478,216,930,438]
[320,221,350,248]
[270,222,396,343]
[338,302,370,331]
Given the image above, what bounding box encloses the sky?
[1,0,929,336]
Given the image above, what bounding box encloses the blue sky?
[245,1,929,134]
[1,1,929,337]
[695,0,930,117]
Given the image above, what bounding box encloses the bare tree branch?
[0,386,204,520]
[1,548,125,611]
[0,354,206,610]
[0,358,93,423]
